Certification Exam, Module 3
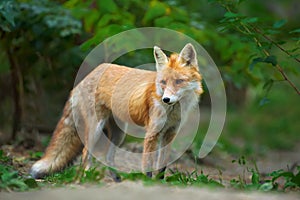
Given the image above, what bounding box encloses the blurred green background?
[0,0,299,158]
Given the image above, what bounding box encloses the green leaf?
[259,182,273,191]
[165,172,181,183]
[196,174,209,183]
[97,14,120,28]
[284,181,297,189]
[250,56,277,70]
[224,11,241,18]
[0,0,19,31]
[84,10,100,32]
[154,16,173,27]
[1,171,18,182]
[264,55,277,66]
[277,41,286,45]
[242,17,258,24]
[239,156,246,165]
[262,79,274,92]
[291,170,300,186]
[97,0,118,13]
[220,12,245,23]
[273,19,287,29]
[272,171,294,182]
[290,54,300,59]
[120,171,149,181]
[0,150,9,162]
[143,1,167,24]
[169,7,189,23]
[259,97,270,106]
[251,171,260,185]
[7,179,28,191]
[24,178,38,188]
[29,151,43,160]
[287,47,300,53]
[249,57,264,71]
[289,28,300,34]
[266,29,280,35]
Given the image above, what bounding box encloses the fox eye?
[161,80,166,85]
[175,79,184,84]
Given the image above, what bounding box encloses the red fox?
[30,43,203,181]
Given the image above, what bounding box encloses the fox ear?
[154,46,168,71]
[179,43,197,67]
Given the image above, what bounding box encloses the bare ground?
[1,181,299,200]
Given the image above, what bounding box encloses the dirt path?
[1,181,299,200]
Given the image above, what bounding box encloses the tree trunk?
[7,48,24,140]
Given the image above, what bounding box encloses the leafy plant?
[119,171,152,182]
[0,150,10,163]
[45,166,78,184]
[230,156,300,191]
[0,0,84,138]
[211,0,300,97]
[230,156,257,190]
[117,168,223,188]
[269,167,300,190]
[79,167,104,183]
[0,150,38,191]
[166,169,224,187]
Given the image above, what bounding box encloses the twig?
[5,186,12,193]
[223,5,300,95]
[275,64,300,95]
[243,26,300,95]
[253,27,300,64]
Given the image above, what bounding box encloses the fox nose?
[162,97,170,104]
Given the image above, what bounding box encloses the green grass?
[44,166,104,185]
[116,168,223,188]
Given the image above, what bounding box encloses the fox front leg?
[156,130,176,179]
[142,133,159,178]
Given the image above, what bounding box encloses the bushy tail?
[30,101,83,178]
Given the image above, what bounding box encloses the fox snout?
[162,97,171,104]
[162,89,179,105]
[162,96,179,105]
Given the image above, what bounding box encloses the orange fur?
[30,44,203,180]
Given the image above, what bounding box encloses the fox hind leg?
[105,117,126,182]
[81,118,108,171]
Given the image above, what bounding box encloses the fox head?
[154,43,203,105]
